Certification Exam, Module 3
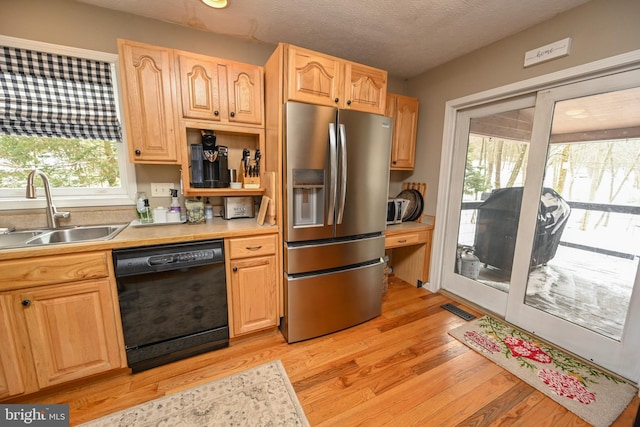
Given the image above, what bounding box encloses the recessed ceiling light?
[202,0,228,9]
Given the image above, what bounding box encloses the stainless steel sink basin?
[0,230,48,247]
[0,224,128,249]
[26,224,128,246]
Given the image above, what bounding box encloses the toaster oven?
[387,198,409,225]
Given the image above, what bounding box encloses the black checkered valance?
[0,45,122,142]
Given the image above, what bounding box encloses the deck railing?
[461,200,639,260]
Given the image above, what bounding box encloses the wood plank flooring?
[14,277,639,426]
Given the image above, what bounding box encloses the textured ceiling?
[76,0,591,78]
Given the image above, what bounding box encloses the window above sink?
[0,35,137,211]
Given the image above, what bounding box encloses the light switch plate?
[150,182,175,197]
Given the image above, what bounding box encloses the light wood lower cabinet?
[0,251,126,399]
[226,235,278,338]
[384,222,433,288]
[0,296,25,398]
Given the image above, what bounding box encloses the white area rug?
[450,316,637,427]
[79,360,310,427]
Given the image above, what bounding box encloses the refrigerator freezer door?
[335,110,392,238]
[282,259,385,343]
[284,102,338,242]
[285,234,385,275]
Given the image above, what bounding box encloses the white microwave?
[387,198,409,225]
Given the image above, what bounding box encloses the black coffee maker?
[196,130,229,188]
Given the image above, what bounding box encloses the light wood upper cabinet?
[286,45,341,107]
[177,52,222,122]
[285,44,387,114]
[177,52,264,126]
[118,39,179,164]
[224,61,264,126]
[386,93,419,170]
[119,40,266,164]
[343,62,387,115]
[226,235,278,337]
[0,251,126,399]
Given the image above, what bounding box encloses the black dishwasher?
[113,239,228,372]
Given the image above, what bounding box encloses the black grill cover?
[473,187,570,271]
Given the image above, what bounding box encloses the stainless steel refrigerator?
[281,101,392,343]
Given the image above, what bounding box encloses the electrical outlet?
[150,183,175,197]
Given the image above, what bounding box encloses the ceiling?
[76,0,591,78]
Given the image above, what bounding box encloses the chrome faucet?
[26,169,70,229]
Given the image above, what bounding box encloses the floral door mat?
[449,316,637,427]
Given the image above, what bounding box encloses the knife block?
[240,159,261,189]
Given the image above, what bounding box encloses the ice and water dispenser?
[292,169,325,227]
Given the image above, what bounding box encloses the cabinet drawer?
[228,235,277,259]
[0,252,110,291]
[385,231,428,249]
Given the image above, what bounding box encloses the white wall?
[401,0,640,215]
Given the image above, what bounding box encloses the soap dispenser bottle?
[169,189,181,214]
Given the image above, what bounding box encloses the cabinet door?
[228,255,277,336]
[118,40,179,163]
[0,295,25,398]
[286,45,341,108]
[19,279,123,388]
[343,62,387,115]
[225,62,264,125]
[388,94,419,170]
[177,52,221,122]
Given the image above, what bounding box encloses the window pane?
[525,87,640,341]
[456,107,534,292]
[0,135,121,189]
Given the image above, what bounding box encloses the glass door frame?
[432,50,640,385]
[505,69,640,383]
[437,94,536,315]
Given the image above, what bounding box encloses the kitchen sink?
[26,224,128,245]
[0,224,128,249]
[0,230,48,247]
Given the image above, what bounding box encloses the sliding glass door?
[438,68,640,382]
[441,95,536,315]
[505,71,640,382]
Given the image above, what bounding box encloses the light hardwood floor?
[13,277,639,426]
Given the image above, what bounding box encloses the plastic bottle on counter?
[169,189,181,214]
[141,198,153,223]
[136,192,153,224]
[204,198,214,223]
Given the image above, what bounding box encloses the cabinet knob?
[135,149,141,155]
[346,100,352,105]
[334,98,339,103]
[393,160,397,164]
[214,110,219,116]
[21,299,31,307]
[232,267,238,272]
[230,111,235,117]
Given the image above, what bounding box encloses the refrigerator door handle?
[337,124,347,224]
[328,123,338,225]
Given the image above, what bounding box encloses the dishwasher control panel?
[113,239,224,276]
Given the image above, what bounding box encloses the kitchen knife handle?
[327,123,337,226]
[337,124,347,224]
